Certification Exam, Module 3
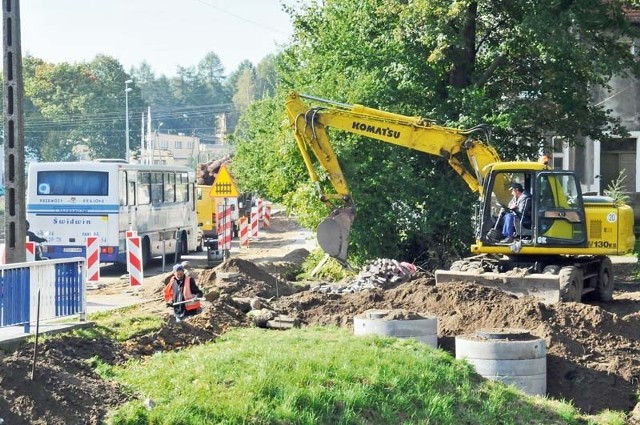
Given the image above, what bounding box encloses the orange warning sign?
[209,164,240,198]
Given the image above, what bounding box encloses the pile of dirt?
[0,336,131,425]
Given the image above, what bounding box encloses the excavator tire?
[558,266,583,303]
[593,257,614,302]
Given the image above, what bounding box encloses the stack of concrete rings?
[455,329,546,396]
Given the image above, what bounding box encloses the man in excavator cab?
[499,183,530,243]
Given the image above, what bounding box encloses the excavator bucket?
[435,270,563,304]
[317,207,355,264]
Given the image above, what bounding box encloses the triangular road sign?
[209,164,240,198]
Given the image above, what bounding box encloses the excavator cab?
[479,167,588,249]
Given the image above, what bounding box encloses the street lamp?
[124,79,133,163]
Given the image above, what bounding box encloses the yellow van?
[196,185,217,238]
[196,185,240,239]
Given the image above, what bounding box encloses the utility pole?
[3,0,26,263]
[124,79,133,163]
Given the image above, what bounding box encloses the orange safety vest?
[164,276,201,311]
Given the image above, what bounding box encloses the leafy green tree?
[255,54,279,99]
[232,0,640,267]
[232,66,257,112]
[23,54,139,161]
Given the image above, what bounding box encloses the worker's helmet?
[181,260,192,270]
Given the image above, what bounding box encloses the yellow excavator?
[285,91,636,304]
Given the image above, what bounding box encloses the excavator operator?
[501,183,530,243]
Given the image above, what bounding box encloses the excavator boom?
[285,91,501,263]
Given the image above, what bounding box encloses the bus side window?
[119,173,127,206]
[164,172,175,203]
[176,172,188,202]
[138,172,151,205]
[151,172,163,205]
[128,181,136,205]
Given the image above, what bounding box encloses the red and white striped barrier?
[262,204,271,228]
[125,231,137,272]
[256,197,264,221]
[25,241,36,262]
[239,217,249,247]
[217,204,232,250]
[86,236,100,285]
[250,207,259,239]
[126,236,144,286]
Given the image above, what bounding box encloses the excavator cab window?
[481,171,531,243]
[535,172,586,246]
[480,170,586,247]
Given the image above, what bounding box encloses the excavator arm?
[285,91,502,263]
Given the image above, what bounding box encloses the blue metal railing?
[0,258,85,333]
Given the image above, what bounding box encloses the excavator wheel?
[559,266,583,303]
[593,257,614,302]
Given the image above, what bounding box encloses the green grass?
[104,327,625,425]
[88,307,165,341]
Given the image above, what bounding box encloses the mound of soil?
[0,336,130,425]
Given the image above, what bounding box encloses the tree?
[232,66,257,112]
[255,54,279,99]
[231,0,640,267]
[23,55,138,161]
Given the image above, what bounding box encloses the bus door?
[124,171,137,231]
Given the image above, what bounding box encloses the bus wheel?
[142,237,152,268]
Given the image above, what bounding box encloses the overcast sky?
[20,0,297,77]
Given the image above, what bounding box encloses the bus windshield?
[37,171,109,196]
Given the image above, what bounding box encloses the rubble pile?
[311,258,417,295]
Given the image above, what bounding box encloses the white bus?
[26,160,202,266]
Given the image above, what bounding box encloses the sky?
[20,0,298,77]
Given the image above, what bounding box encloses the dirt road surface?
[0,210,639,424]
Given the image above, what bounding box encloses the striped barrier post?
[217,204,224,235]
[262,204,271,228]
[224,212,233,249]
[86,236,100,287]
[217,204,232,250]
[250,207,259,239]
[125,230,137,272]
[126,236,144,286]
[25,241,36,262]
[239,217,249,247]
[256,197,264,222]
[225,204,233,248]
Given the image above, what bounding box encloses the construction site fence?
[0,258,86,334]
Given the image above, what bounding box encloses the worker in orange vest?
[164,263,204,321]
